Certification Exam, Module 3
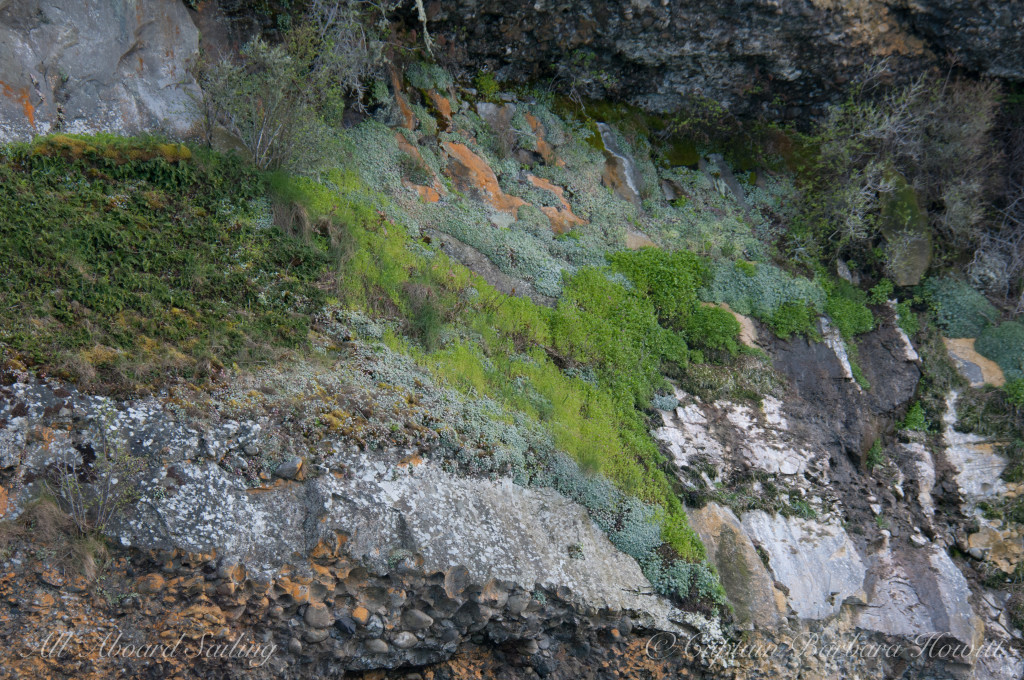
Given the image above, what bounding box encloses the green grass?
[0,134,329,393]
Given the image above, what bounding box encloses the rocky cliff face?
[2,2,1024,679]
[425,0,1024,116]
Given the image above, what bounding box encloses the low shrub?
[768,301,820,341]
[685,306,740,356]
[866,440,885,471]
[900,402,928,431]
[869,278,894,304]
[607,248,708,330]
[824,278,875,341]
[700,260,825,322]
[923,276,999,338]
[976,321,1024,382]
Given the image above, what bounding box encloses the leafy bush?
[924,276,999,337]
[607,248,708,330]
[976,321,1024,381]
[869,279,894,304]
[900,402,928,431]
[824,278,875,341]
[194,38,340,171]
[768,301,820,341]
[685,306,740,356]
[787,73,999,271]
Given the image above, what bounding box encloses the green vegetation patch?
[699,259,825,336]
[923,276,999,338]
[976,321,1024,382]
[0,134,330,393]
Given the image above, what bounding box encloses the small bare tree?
[46,406,143,536]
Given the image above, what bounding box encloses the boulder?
[688,503,782,629]
[0,0,200,142]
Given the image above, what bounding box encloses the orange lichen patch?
[943,337,1006,387]
[389,67,416,131]
[625,230,657,250]
[136,573,166,595]
[404,182,441,203]
[245,479,289,493]
[397,453,424,468]
[524,112,564,167]
[0,80,36,130]
[0,484,8,519]
[352,605,370,625]
[427,89,452,126]
[274,575,312,605]
[442,141,526,216]
[526,173,586,234]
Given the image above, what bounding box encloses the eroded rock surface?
[0,0,200,141]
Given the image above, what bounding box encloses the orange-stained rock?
[389,67,416,131]
[442,141,526,216]
[415,185,441,202]
[0,485,7,519]
[602,157,641,206]
[352,605,370,625]
[395,132,424,161]
[137,573,166,595]
[524,112,565,167]
[526,174,586,234]
[398,453,424,468]
[427,89,452,128]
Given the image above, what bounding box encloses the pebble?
[365,638,389,654]
[305,602,334,628]
[403,609,434,630]
[275,457,303,480]
[393,631,418,649]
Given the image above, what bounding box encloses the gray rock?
[364,639,389,654]
[402,609,434,630]
[424,0,1024,118]
[275,457,304,480]
[856,544,982,648]
[741,511,866,620]
[304,603,334,628]
[287,637,302,655]
[0,0,200,142]
[392,631,418,650]
[507,595,530,616]
[690,503,781,629]
[303,628,330,643]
